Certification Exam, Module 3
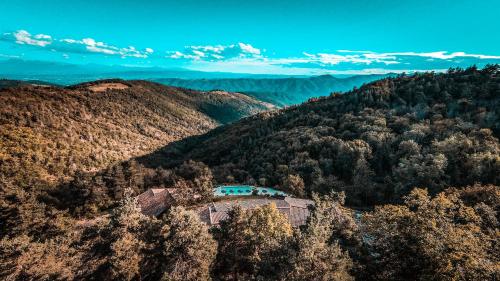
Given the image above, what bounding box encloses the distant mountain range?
[155,74,393,106]
[0,59,394,106]
[0,58,304,84]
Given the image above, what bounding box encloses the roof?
[136,188,175,216]
[136,187,202,216]
[198,197,314,227]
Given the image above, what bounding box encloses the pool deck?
[214,185,288,197]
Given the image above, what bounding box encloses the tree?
[213,204,293,280]
[393,153,448,196]
[109,232,144,281]
[175,160,214,201]
[243,203,293,278]
[161,206,217,281]
[212,207,249,280]
[282,174,305,197]
[0,235,80,280]
[283,194,355,281]
[362,188,497,281]
[108,189,148,280]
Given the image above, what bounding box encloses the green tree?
[283,194,355,281]
[161,206,217,281]
[362,188,497,281]
[282,174,305,197]
[108,189,147,280]
[175,160,214,201]
[213,204,292,280]
[109,232,144,281]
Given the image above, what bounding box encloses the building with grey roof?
[197,197,314,227]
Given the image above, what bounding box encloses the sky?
[1,0,500,75]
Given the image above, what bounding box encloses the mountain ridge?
[134,65,500,206]
[155,73,394,106]
[0,79,272,187]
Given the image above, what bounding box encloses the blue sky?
[1,0,500,75]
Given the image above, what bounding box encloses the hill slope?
[156,74,391,106]
[0,79,57,89]
[138,66,500,206]
[0,79,272,187]
[1,67,498,281]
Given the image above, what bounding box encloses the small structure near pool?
[136,188,177,216]
[136,187,201,216]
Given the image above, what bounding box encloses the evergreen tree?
[283,194,355,281]
[362,188,497,280]
[213,204,293,280]
[108,189,147,280]
[161,206,217,281]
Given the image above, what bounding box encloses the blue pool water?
[214,185,288,197]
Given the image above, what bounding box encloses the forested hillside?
[0,79,273,227]
[0,79,57,89]
[48,66,500,217]
[142,65,500,206]
[0,79,271,184]
[1,67,498,281]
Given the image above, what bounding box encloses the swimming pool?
[214,185,288,197]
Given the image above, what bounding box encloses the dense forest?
[0,79,271,235]
[0,79,271,184]
[144,65,500,206]
[1,66,499,280]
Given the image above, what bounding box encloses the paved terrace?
[197,197,314,227]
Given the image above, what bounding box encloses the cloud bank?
[168,43,262,60]
[12,30,52,47]
[1,30,154,59]
[305,50,500,65]
[166,44,500,75]
[2,29,500,75]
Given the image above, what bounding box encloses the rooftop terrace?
[197,197,314,227]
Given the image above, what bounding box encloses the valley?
[0,79,272,188]
[1,66,499,281]
[2,1,499,280]
[156,73,392,106]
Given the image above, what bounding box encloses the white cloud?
[2,29,500,75]
[61,39,77,44]
[1,29,152,59]
[169,51,202,60]
[211,54,224,59]
[394,51,500,60]
[87,45,117,55]
[304,52,380,65]
[34,34,51,40]
[13,30,52,47]
[169,42,262,61]
[337,49,374,54]
[192,50,205,57]
[181,48,500,76]
[60,36,151,58]
[191,45,226,53]
[184,57,449,76]
[276,50,500,70]
[238,42,260,55]
[169,51,183,59]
